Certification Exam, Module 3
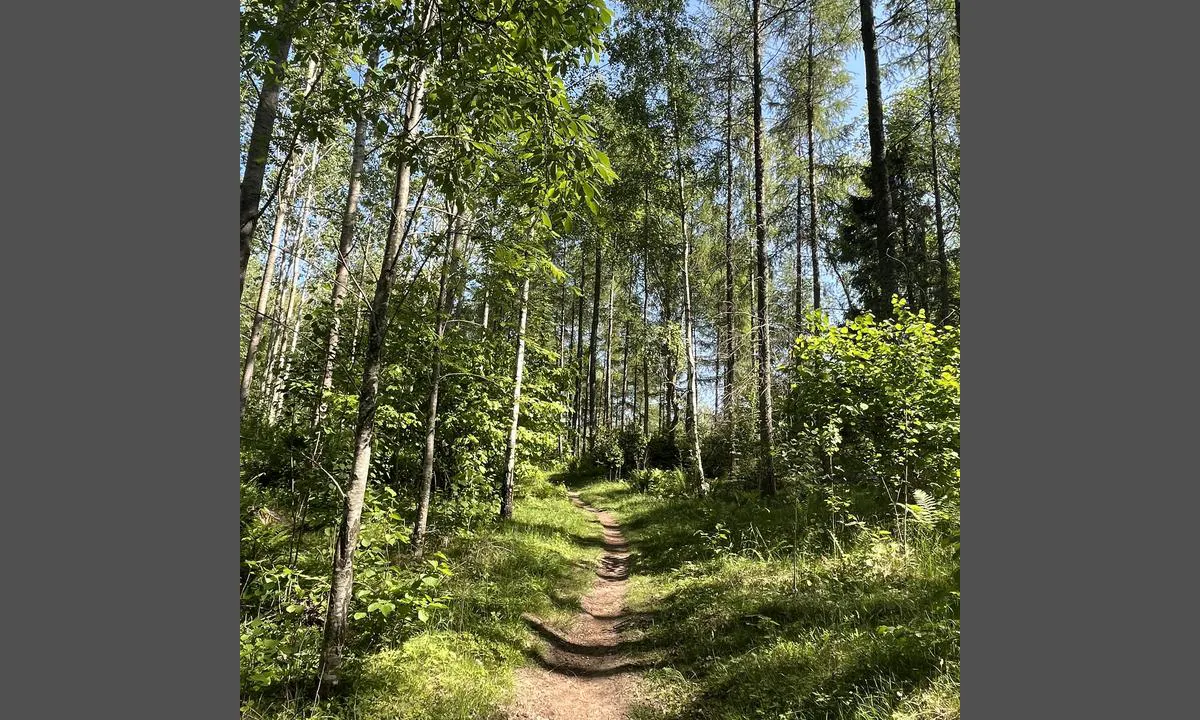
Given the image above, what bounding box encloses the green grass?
[241,467,604,720]
[575,477,960,720]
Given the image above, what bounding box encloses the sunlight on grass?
[580,477,959,720]
[241,469,603,720]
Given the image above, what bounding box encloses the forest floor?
[242,466,957,720]
[507,491,650,720]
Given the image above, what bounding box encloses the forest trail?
[507,491,646,720]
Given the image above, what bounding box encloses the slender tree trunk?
[273,264,308,422]
[499,274,532,519]
[954,0,960,48]
[925,20,951,321]
[267,181,312,426]
[241,59,318,416]
[714,326,721,418]
[240,160,300,418]
[241,1,297,298]
[412,208,462,555]
[573,243,587,456]
[806,13,821,315]
[723,19,738,477]
[641,251,650,466]
[794,137,805,336]
[586,238,602,453]
[314,50,378,427]
[673,107,706,490]
[682,219,705,490]
[860,0,897,317]
[829,254,857,313]
[896,173,918,306]
[604,277,615,429]
[317,4,436,689]
[752,0,777,495]
[619,314,629,431]
[348,240,368,367]
[662,279,677,437]
[558,278,568,458]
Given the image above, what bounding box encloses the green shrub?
[786,299,959,524]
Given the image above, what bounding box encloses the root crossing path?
[508,491,649,720]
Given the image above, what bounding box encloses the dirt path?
[507,491,646,720]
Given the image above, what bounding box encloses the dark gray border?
[5,0,1195,717]
[5,1,235,717]
[969,1,1195,718]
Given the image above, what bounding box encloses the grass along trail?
[508,491,650,720]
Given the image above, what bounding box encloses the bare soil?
[507,492,647,720]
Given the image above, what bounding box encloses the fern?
[902,489,942,526]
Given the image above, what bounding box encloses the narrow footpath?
[508,491,646,720]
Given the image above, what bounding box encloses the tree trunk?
[412,208,462,555]
[266,175,313,426]
[240,1,296,298]
[273,274,308,422]
[682,213,706,491]
[241,58,319,417]
[926,19,951,321]
[604,277,615,429]
[674,105,706,490]
[723,17,738,475]
[806,13,821,315]
[619,314,629,431]
[317,4,436,689]
[860,0,898,318]
[586,238,602,453]
[348,240,368,367]
[240,159,300,418]
[641,251,650,464]
[573,243,587,456]
[752,0,778,495]
[954,0,960,48]
[499,274,532,519]
[794,137,805,336]
[314,50,378,427]
[558,277,568,458]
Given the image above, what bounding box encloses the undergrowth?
[241,466,602,720]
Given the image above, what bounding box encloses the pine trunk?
[752,0,777,495]
[926,22,951,321]
[860,0,898,317]
[806,13,821,314]
[795,138,805,336]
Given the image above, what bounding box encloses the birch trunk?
[240,0,296,298]
[317,2,437,689]
[314,50,378,427]
[412,207,462,555]
[499,274,532,519]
